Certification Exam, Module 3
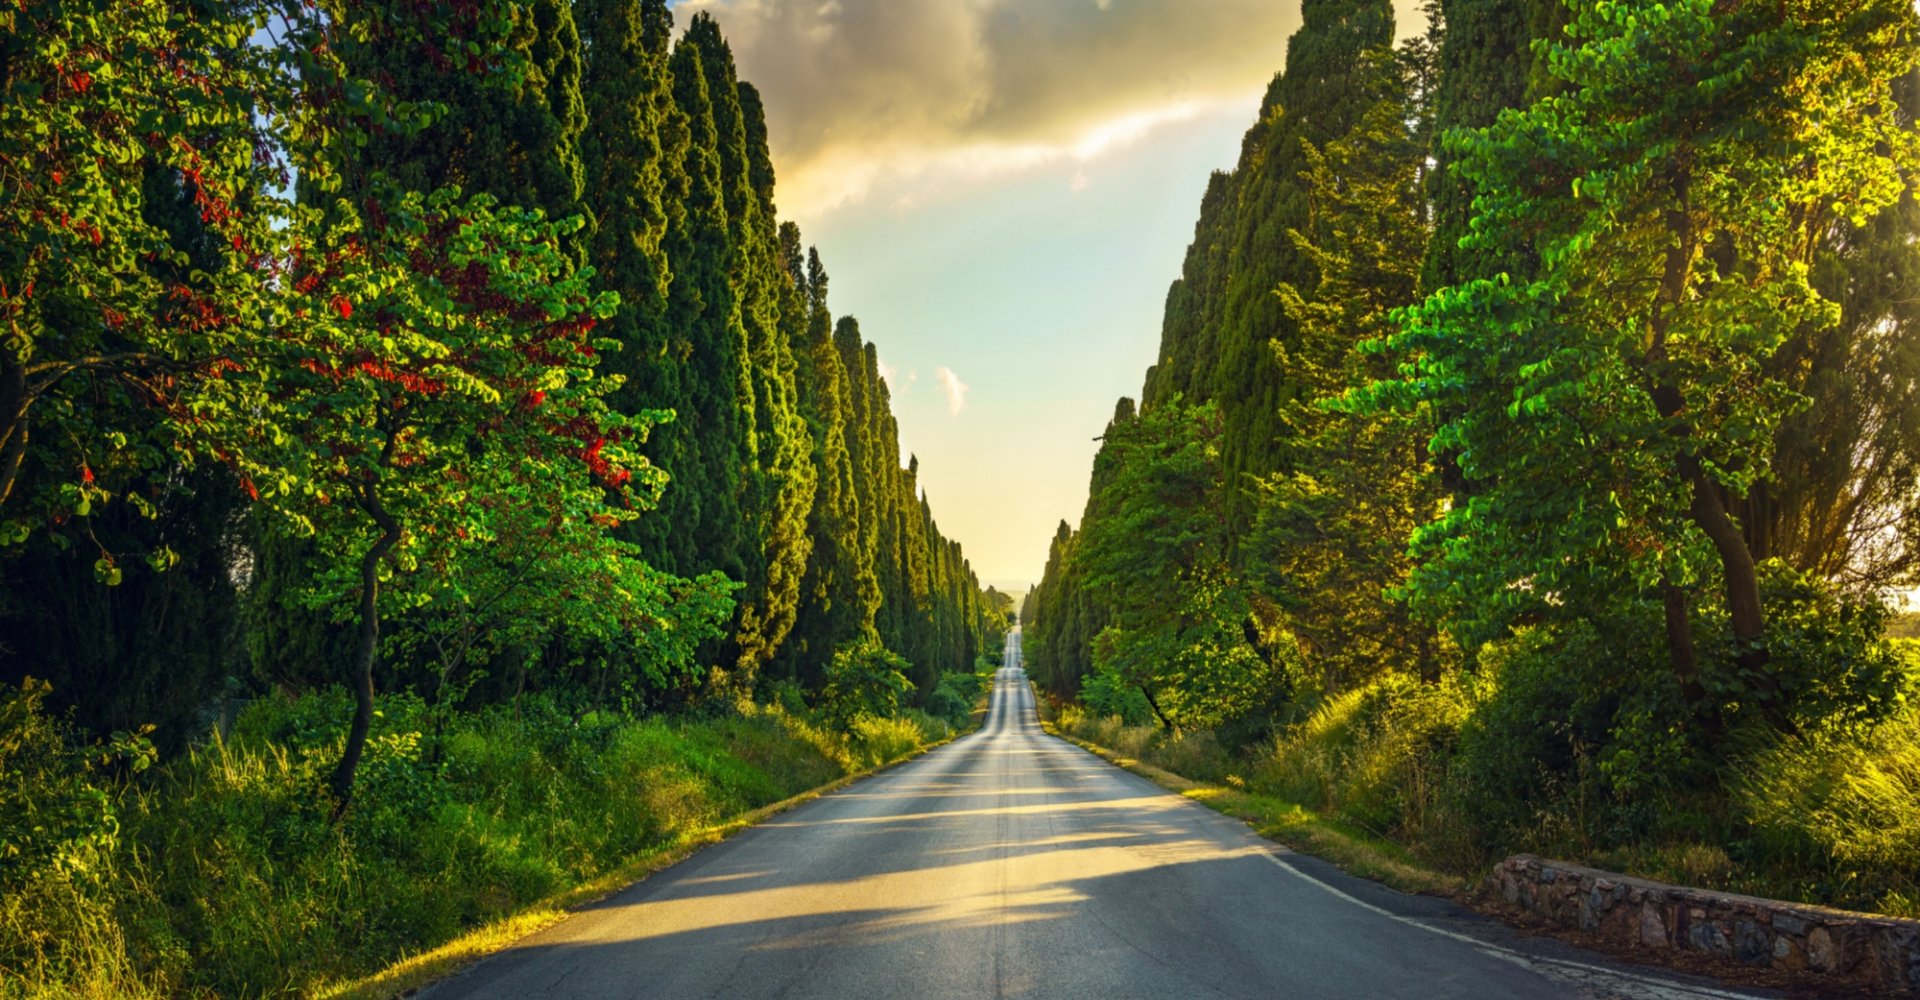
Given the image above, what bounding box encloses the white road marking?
[1259,851,1767,1000]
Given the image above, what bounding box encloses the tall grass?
[1058,665,1920,919]
[1734,705,1920,916]
[0,685,948,998]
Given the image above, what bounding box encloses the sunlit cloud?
[679,0,1432,224]
[936,366,970,416]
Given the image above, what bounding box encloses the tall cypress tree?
[579,0,680,345]
[834,317,885,636]
[665,16,817,684]
[1420,0,1559,293]
[1142,172,1236,410]
[639,35,746,586]
[1210,0,1395,551]
[328,0,588,228]
[778,243,866,685]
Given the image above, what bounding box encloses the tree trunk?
[1139,684,1175,732]
[1643,161,1769,701]
[1661,578,1707,704]
[0,356,30,508]
[330,481,401,811]
[1682,462,1768,665]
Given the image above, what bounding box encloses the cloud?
[935,366,970,416]
[676,0,1431,220]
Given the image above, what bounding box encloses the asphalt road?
[425,629,1774,1000]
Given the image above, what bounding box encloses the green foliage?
[1075,399,1282,731]
[820,640,913,727]
[924,669,988,729]
[0,685,946,997]
[1736,704,1920,915]
[1256,38,1446,691]
[1710,565,1912,736]
[0,679,157,996]
[1077,668,1153,728]
[1255,674,1473,862]
[0,0,286,550]
[1746,76,1920,589]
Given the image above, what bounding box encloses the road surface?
[426,629,1773,1000]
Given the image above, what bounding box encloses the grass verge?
[0,685,978,1000]
[325,710,985,999]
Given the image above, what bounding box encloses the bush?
[0,679,163,998]
[847,714,927,768]
[1079,668,1153,727]
[1709,564,1913,736]
[820,640,914,726]
[924,670,989,729]
[1255,673,1474,866]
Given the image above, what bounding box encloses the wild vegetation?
[1027,0,1920,918]
[0,0,1006,993]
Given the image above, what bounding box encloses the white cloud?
[936,366,970,416]
[876,356,917,395]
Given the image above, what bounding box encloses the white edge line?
[1258,851,1766,1000]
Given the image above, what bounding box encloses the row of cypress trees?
[0,0,999,749]
[1027,0,1920,721]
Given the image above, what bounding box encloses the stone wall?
[1488,855,1920,993]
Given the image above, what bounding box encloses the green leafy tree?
[240,181,655,804]
[0,0,286,559]
[1368,0,1920,723]
[1075,399,1281,731]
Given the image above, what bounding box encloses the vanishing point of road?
[426,630,1775,1000]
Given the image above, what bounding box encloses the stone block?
[1733,919,1771,965]
[1771,911,1811,937]
[1809,927,1837,973]
[1641,902,1669,949]
[1773,934,1808,972]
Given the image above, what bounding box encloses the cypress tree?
[672,16,816,683]
[834,317,885,636]
[778,244,867,685]
[579,0,680,345]
[642,35,746,584]
[328,0,588,228]
[1210,0,1395,550]
[1142,171,1236,410]
[1420,0,1560,293]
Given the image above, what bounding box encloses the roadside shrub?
[820,641,914,726]
[1702,565,1913,737]
[1079,668,1153,727]
[1256,673,1472,862]
[925,670,989,728]
[847,714,924,768]
[0,679,162,998]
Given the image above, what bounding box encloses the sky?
[675,0,1425,593]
